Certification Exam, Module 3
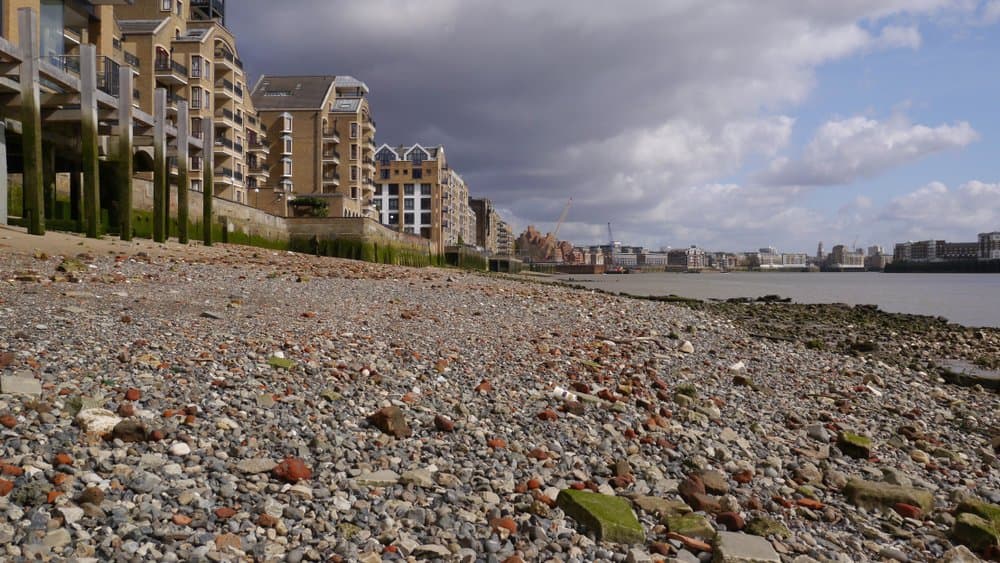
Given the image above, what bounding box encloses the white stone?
[0,374,42,396]
[714,531,781,563]
[169,442,191,456]
[355,470,400,487]
[400,469,434,488]
[56,507,84,525]
[75,409,122,437]
[680,341,695,354]
[729,361,746,372]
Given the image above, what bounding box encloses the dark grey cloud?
[228,0,976,249]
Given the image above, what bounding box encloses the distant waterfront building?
[894,239,979,263]
[828,244,864,270]
[979,232,1000,260]
[496,221,514,256]
[666,246,706,271]
[865,246,890,270]
[471,198,501,255]
[816,242,825,261]
[372,144,474,254]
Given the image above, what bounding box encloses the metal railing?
[48,55,81,75]
[214,137,234,149]
[322,171,340,181]
[155,57,188,76]
[167,91,187,106]
[96,57,120,96]
[234,143,244,154]
[323,150,341,160]
[214,48,244,70]
[124,51,140,69]
[215,166,234,179]
[216,78,237,96]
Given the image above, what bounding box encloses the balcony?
[364,119,376,134]
[214,78,241,100]
[322,170,340,186]
[214,48,243,73]
[215,107,235,126]
[214,137,238,158]
[322,150,340,163]
[214,166,236,185]
[249,163,269,178]
[166,91,187,111]
[322,127,340,142]
[123,51,141,73]
[154,56,188,86]
[248,139,270,154]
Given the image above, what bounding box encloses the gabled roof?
[375,144,399,158]
[250,75,337,111]
[333,75,369,94]
[118,18,168,35]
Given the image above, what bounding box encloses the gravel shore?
[1,231,998,562]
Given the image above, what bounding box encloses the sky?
[231,0,1000,254]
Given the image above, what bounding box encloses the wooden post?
[80,44,101,238]
[18,8,44,235]
[176,102,190,243]
[42,143,55,220]
[153,88,167,242]
[202,117,213,246]
[69,165,82,229]
[0,122,7,226]
[117,65,134,240]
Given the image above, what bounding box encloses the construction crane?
[542,198,572,261]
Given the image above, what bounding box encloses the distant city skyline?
[232,1,1000,251]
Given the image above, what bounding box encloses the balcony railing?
[323,150,341,160]
[215,78,241,97]
[167,91,187,106]
[215,167,234,180]
[214,48,244,70]
[234,143,244,154]
[96,57,120,96]
[322,127,339,139]
[322,171,340,181]
[214,137,234,150]
[48,55,81,75]
[124,51,140,69]
[155,57,188,77]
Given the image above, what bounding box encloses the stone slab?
[713,531,781,563]
[1,374,42,396]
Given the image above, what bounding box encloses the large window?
[404,199,414,211]
[191,87,201,109]
[161,0,171,11]
[376,148,395,164]
[388,199,398,211]
[409,148,427,165]
[350,166,358,181]
[404,184,414,196]
[350,144,358,160]
[404,213,415,225]
[421,184,432,195]
[412,169,422,179]
[421,212,432,225]
[350,122,358,138]
[191,56,201,78]
[388,184,399,196]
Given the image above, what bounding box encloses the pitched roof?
[333,75,369,94]
[250,75,337,111]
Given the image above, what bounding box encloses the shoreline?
[1,229,998,561]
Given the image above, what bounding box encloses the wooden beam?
[117,65,134,241]
[81,44,101,238]
[153,88,167,242]
[18,8,44,235]
[177,101,190,244]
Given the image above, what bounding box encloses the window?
[283,136,292,154]
[421,197,431,209]
[421,212,432,225]
[409,149,426,165]
[404,184,414,196]
[374,185,382,196]
[192,180,202,192]
[161,0,171,11]
[412,169,422,179]
[404,213,414,225]
[376,148,395,164]
[350,166,358,181]
[176,1,182,16]
[191,56,201,78]
[204,61,210,80]
[380,169,390,180]
[351,187,359,199]
[282,114,292,132]
[387,213,399,225]
[191,87,201,109]
[421,184,432,195]
[283,159,292,176]
[350,144,358,160]
[388,184,399,196]
[192,117,202,137]
[350,122,358,138]
[404,199,414,210]
[421,227,432,239]
[191,156,202,170]
[388,199,398,210]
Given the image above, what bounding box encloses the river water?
[557,272,1000,328]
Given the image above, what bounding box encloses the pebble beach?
[1,228,998,562]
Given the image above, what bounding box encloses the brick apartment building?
[116,0,266,205]
[250,75,377,218]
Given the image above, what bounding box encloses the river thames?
[558,272,1000,328]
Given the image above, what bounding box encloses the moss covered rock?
[837,432,873,459]
[744,516,791,539]
[665,514,715,539]
[951,512,999,552]
[557,489,645,544]
[842,479,934,513]
[267,356,296,370]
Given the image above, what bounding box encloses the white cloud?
[879,181,1000,239]
[757,116,978,187]
[875,25,923,48]
[983,0,1000,23]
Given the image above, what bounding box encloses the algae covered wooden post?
[117,65,134,240]
[42,144,55,220]
[152,88,167,242]
[202,117,214,246]
[176,102,190,243]
[18,8,44,235]
[80,44,101,238]
[0,122,7,226]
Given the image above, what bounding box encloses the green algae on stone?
[664,514,715,539]
[842,479,934,513]
[744,516,791,539]
[951,512,1000,552]
[557,489,645,544]
[837,432,873,459]
[267,357,296,370]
